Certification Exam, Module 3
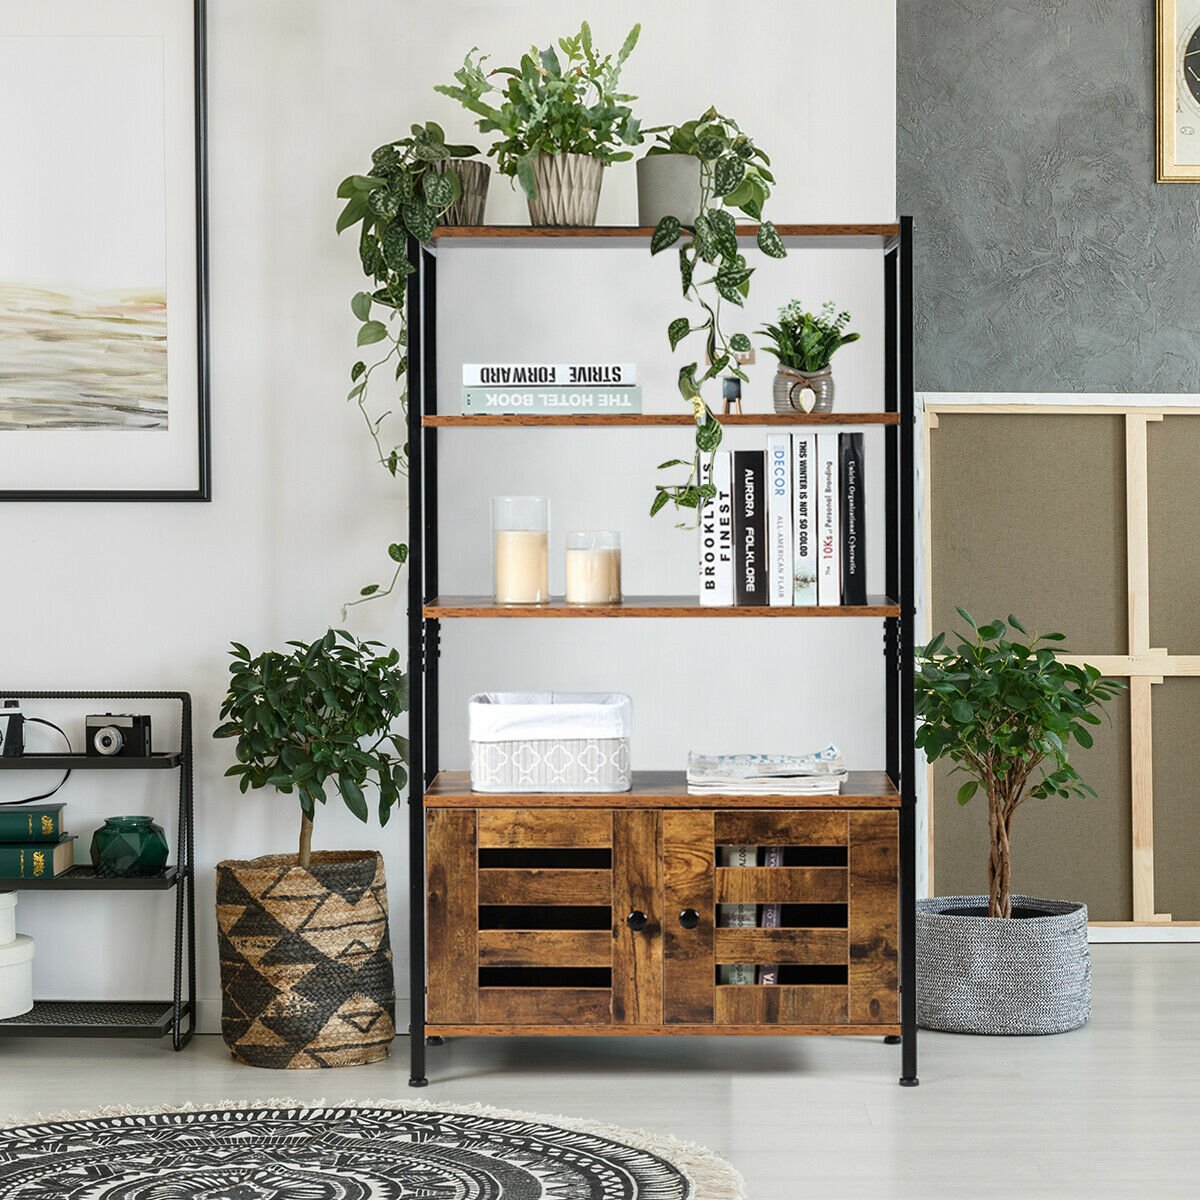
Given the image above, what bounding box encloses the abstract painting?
[0,0,209,500]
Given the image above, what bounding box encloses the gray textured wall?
[899,0,1200,393]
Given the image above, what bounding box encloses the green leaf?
[1072,724,1094,749]
[729,332,752,353]
[955,606,977,628]
[677,363,700,401]
[401,199,436,242]
[351,292,372,321]
[713,154,745,195]
[350,361,366,382]
[956,780,979,806]
[360,584,380,596]
[668,317,690,351]
[679,244,694,294]
[421,170,456,210]
[650,491,670,517]
[336,194,369,234]
[388,542,409,564]
[696,416,723,452]
[357,321,388,346]
[651,215,682,255]
[951,699,974,724]
[338,775,369,822]
[755,219,787,259]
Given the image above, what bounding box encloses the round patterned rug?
[0,1100,744,1199]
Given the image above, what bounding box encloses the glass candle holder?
[493,497,549,604]
[565,531,622,605]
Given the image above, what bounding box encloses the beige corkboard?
[1147,417,1200,654]
[1151,680,1200,920]
[929,413,1127,653]
[931,695,1132,922]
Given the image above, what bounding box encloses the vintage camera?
[0,701,24,758]
[85,713,152,758]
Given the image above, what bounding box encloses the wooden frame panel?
[663,810,715,1024]
[426,809,478,1024]
[477,931,612,968]
[716,867,847,905]
[714,811,849,845]
[924,401,1200,928]
[612,811,663,1025]
[714,985,848,1025]
[715,928,847,964]
[477,868,609,906]
[477,809,612,848]
[848,812,899,1023]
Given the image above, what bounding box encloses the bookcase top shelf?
[432,223,900,241]
[424,596,900,619]
[425,769,900,809]
[423,413,900,428]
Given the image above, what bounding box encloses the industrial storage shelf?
[0,865,182,891]
[422,413,900,427]
[433,223,901,241]
[424,596,900,619]
[0,1000,187,1039]
[0,753,182,771]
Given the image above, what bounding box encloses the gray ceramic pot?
[527,153,604,227]
[773,366,835,414]
[916,894,1091,1035]
[636,153,701,226]
[436,160,490,226]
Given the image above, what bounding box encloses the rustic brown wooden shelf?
[424,1022,902,1038]
[423,412,899,427]
[424,596,900,619]
[433,223,901,240]
[425,770,901,809]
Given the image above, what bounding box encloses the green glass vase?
[90,815,169,878]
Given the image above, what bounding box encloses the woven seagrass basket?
[917,894,1090,1035]
[216,850,395,1069]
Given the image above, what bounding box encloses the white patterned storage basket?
[469,692,632,793]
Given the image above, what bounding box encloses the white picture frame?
[1158,0,1200,182]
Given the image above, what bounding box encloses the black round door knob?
[626,910,649,932]
[679,908,701,929]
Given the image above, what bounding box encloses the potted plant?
[436,22,644,226]
[914,611,1123,1035]
[758,300,859,414]
[213,630,410,1069]
[636,109,774,227]
[646,110,786,519]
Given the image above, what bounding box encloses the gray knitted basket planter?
[916,894,1090,1035]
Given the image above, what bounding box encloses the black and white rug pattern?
[0,1101,744,1199]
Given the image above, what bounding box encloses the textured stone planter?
[528,153,604,227]
[917,894,1090,1035]
[216,850,395,1069]
[436,159,490,226]
[773,365,835,414]
[636,153,701,226]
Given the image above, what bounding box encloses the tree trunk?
[987,794,1013,918]
[298,811,314,869]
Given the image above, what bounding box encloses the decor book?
[699,433,866,605]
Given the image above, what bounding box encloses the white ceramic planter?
[527,153,604,227]
[0,892,15,945]
[0,933,34,1019]
[636,153,701,226]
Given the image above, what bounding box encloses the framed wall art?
[1158,0,1200,182]
[0,0,210,500]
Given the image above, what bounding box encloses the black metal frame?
[0,691,196,1049]
[405,222,917,1087]
[0,0,211,503]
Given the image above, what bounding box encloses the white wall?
[0,0,896,1029]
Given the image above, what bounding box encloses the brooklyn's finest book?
[839,432,867,605]
[732,451,767,607]
[461,386,642,414]
[0,803,66,843]
[815,431,841,606]
[766,435,793,607]
[756,845,785,985]
[0,835,75,879]
[717,844,757,985]
[462,362,637,387]
[791,432,818,605]
[699,451,734,605]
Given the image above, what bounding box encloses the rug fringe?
[0,1096,746,1200]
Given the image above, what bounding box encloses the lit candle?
[493,497,549,604]
[565,531,622,605]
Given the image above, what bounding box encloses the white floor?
[1,945,1197,1199]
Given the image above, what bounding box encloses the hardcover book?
[462,363,637,387]
[461,386,642,414]
[0,835,75,879]
[699,452,734,606]
[766,435,793,607]
[717,844,758,985]
[732,451,767,606]
[815,432,841,606]
[791,433,818,604]
[839,432,867,605]
[0,803,66,843]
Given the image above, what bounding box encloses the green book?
[0,835,76,879]
[0,803,67,843]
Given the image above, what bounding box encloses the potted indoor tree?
[758,300,860,414]
[436,22,644,226]
[213,630,409,1069]
[914,611,1123,1035]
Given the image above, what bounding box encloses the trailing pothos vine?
[646,110,786,521]
[336,123,477,616]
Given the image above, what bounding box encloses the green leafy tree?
[336,123,478,613]
[915,611,1123,918]
[215,631,410,869]
[436,22,643,198]
[647,109,786,520]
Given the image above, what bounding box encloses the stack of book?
[698,431,866,607]
[0,803,75,880]
[461,362,642,415]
